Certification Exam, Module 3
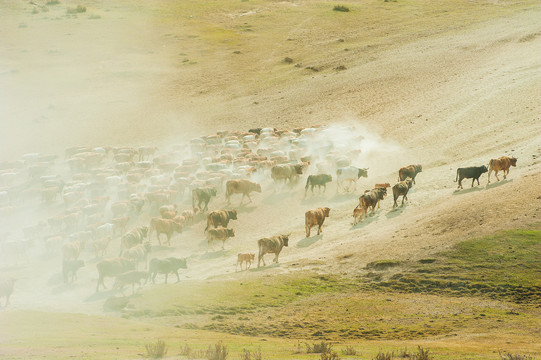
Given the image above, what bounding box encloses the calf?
[207,227,235,249]
[96,258,135,292]
[148,257,187,284]
[236,253,255,271]
[305,207,331,237]
[257,234,289,267]
[392,179,413,208]
[352,204,366,224]
[455,165,488,189]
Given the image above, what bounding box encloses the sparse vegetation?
[46,0,60,5]
[333,5,350,12]
[499,351,535,360]
[144,340,167,359]
[341,345,357,355]
[205,341,228,360]
[240,346,262,360]
[374,351,393,360]
[180,344,192,356]
[413,346,432,360]
[306,341,333,354]
[67,5,86,14]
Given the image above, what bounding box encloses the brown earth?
[0,0,540,342]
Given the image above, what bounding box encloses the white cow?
[336,166,368,192]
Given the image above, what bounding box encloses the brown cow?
[236,253,255,271]
[149,218,182,246]
[360,187,387,216]
[205,209,238,232]
[392,178,413,208]
[207,227,235,249]
[225,179,262,205]
[398,164,422,184]
[488,156,517,183]
[257,234,289,267]
[305,207,331,237]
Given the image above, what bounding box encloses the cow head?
[281,234,290,247]
[376,188,387,199]
[141,226,150,238]
[228,210,238,220]
[415,164,423,173]
[510,157,517,166]
[358,168,368,178]
[294,164,304,174]
[481,165,488,174]
[323,174,332,183]
[172,221,183,232]
[254,183,262,193]
[405,178,413,189]
[227,229,235,237]
[322,207,331,217]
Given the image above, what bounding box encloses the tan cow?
[352,205,366,225]
[305,207,331,237]
[207,227,235,249]
[398,164,422,184]
[149,218,182,246]
[236,253,255,271]
[488,156,517,183]
[257,234,289,267]
[225,179,262,205]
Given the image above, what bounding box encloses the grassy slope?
[1,230,538,359]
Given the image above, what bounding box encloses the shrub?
[46,0,60,4]
[206,341,228,360]
[413,346,432,360]
[341,346,357,355]
[321,350,341,360]
[144,340,167,359]
[306,341,332,353]
[499,351,534,360]
[398,347,412,357]
[374,351,394,360]
[67,5,86,14]
[180,344,192,356]
[240,346,262,360]
[283,57,294,64]
[333,5,350,12]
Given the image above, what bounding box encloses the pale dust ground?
[0,0,540,318]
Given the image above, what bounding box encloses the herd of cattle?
[0,125,518,306]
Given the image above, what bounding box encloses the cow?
[336,166,368,192]
[0,277,16,307]
[192,187,217,211]
[148,257,187,284]
[257,234,289,267]
[149,218,183,246]
[359,187,387,216]
[225,179,262,205]
[352,205,366,225]
[93,237,112,259]
[119,226,149,255]
[392,178,413,208]
[455,165,488,189]
[96,258,135,292]
[304,174,333,195]
[398,164,422,184]
[113,270,149,295]
[181,208,198,224]
[236,253,255,271]
[271,164,304,186]
[63,259,85,283]
[159,204,178,219]
[488,156,517,183]
[122,241,152,269]
[62,237,87,261]
[205,209,238,232]
[305,207,331,237]
[138,146,158,161]
[207,227,235,249]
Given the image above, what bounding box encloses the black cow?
[305,174,333,195]
[359,187,387,214]
[192,187,217,211]
[455,165,488,189]
[148,257,187,284]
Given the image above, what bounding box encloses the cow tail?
[191,189,196,210]
[455,168,459,182]
[305,176,311,191]
[488,158,493,170]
